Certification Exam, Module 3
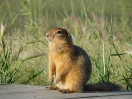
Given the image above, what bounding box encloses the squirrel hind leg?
[59,88,84,93]
[59,89,74,93]
[46,86,59,90]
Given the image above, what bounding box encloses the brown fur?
[46,28,120,93]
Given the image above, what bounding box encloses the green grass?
[0,0,132,90]
[0,23,45,84]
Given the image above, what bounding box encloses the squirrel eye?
[57,30,62,34]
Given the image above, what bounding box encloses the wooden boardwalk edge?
[0,84,132,99]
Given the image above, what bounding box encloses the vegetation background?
[0,0,132,90]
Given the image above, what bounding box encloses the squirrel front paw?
[55,74,61,83]
[56,78,60,83]
[49,76,54,83]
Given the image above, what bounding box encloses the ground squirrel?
[46,28,120,93]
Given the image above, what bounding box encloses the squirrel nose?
[46,34,49,37]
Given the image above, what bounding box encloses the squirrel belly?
[46,28,121,93]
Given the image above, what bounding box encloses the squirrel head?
[46,28,72,43]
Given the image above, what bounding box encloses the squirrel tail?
[84,82,121,91]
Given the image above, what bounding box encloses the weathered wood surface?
[0,84,132,99]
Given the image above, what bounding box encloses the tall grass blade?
[21,69,45,84]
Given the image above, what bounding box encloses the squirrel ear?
[67,32,70,36]
[65,28,71,37]
[62,28,70,36]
